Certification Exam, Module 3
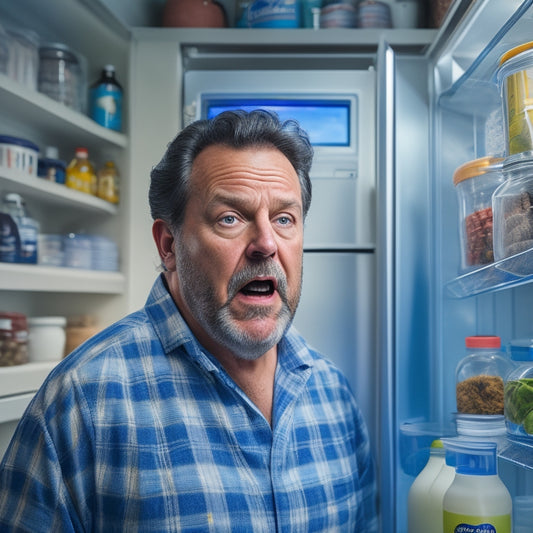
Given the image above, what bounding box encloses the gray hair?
[149,109,313,231]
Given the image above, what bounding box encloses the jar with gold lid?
[452,156,505,271]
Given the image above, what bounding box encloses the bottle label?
[443,511,511,533]
[90,84,122,131]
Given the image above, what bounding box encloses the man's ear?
[152,219,177,272]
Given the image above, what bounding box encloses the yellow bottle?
[65,147,97,195]
[96,160,120,204]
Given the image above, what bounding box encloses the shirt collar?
[144,274,314,373]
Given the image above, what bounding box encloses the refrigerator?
[378,0,533,530]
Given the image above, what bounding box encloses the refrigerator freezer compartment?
[446,247,533,297]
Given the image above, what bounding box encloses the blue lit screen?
[205,99,351,147]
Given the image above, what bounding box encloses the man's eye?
[277,216,292,226]
[220,215,237,225]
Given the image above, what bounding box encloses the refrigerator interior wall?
[395,1,533,531]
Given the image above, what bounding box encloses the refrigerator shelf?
[499,438,533,470]
[445,248,533,298]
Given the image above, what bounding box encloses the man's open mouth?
[240,279,276,297]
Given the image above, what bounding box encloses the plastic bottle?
[442,439,512,533]
[408,439,453,533]
[96,160,120,204]
[65,147,97,195]
[0,193,39,264]
[89,64,123,132]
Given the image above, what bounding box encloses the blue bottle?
[89,65,123,132]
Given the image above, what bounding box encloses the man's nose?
[246,217,277,259]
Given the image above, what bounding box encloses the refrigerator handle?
[376,38,396,533]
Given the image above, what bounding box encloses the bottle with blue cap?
[441,439,511,533]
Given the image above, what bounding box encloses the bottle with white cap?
[441,439,512,533]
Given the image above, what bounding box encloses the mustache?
[227,260,288,301]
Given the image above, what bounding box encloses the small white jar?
[28,316,66,362]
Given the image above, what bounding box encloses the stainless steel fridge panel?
[291,251,377,452]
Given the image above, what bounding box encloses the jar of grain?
[456,335,512,416]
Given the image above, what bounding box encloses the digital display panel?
[205,99,351,147]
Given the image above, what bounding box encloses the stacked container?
[452,156,504,270]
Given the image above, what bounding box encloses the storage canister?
[38,43,85,112]
[452,156,504,270]
[492,151,533,273]
[504,338,533,442]
[497,41,533,155]
[456,336,512,417]
[0,135,39,177]
[0,311,29,366]
[28,316,66,362]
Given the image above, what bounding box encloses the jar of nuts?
[0,311,29,366]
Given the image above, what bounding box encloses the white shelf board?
[0,168,118,215]
[0,263,125,293]
[0,393,37,424]
[0,74,127,151]
[0,361,58,399]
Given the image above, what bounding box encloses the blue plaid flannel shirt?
[0,275,378,532]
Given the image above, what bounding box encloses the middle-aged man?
[0,110,378,531]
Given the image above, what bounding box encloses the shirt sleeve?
[353,401,379,533]
[0,372,95,532]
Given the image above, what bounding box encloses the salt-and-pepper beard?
[175,242,302,361]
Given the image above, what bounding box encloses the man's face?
[169,144,304,361]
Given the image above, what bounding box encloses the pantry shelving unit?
[0,0,131,455]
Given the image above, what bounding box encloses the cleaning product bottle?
[89,64,123,132]
[442,439,512,533]
[65,147,97,195]
[408,439,452,533]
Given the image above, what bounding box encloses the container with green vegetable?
[504,339,533,441]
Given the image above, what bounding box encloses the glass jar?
[452,156,505,270]
[456,335,512,416]
[0,311,29,366]
[492,151,533,275]
[38,43,85,112]
[504,338,533,442]
[497,41,533,155]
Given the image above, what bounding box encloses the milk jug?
[442,439,512,533]
[408,439,454,533]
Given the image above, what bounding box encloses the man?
[0,110,378,531]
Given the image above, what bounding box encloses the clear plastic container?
[492,151,533,274]
[6,27,39,90]
[38,43,85,112]
[452,156,505,270]
[456,335,512,416]
[455,413,507,451]
[504,338,533,442]
[497,41,533,156]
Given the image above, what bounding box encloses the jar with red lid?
[456,336,512,416]
[0,311,29,366]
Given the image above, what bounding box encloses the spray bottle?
[441,439,512,533]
